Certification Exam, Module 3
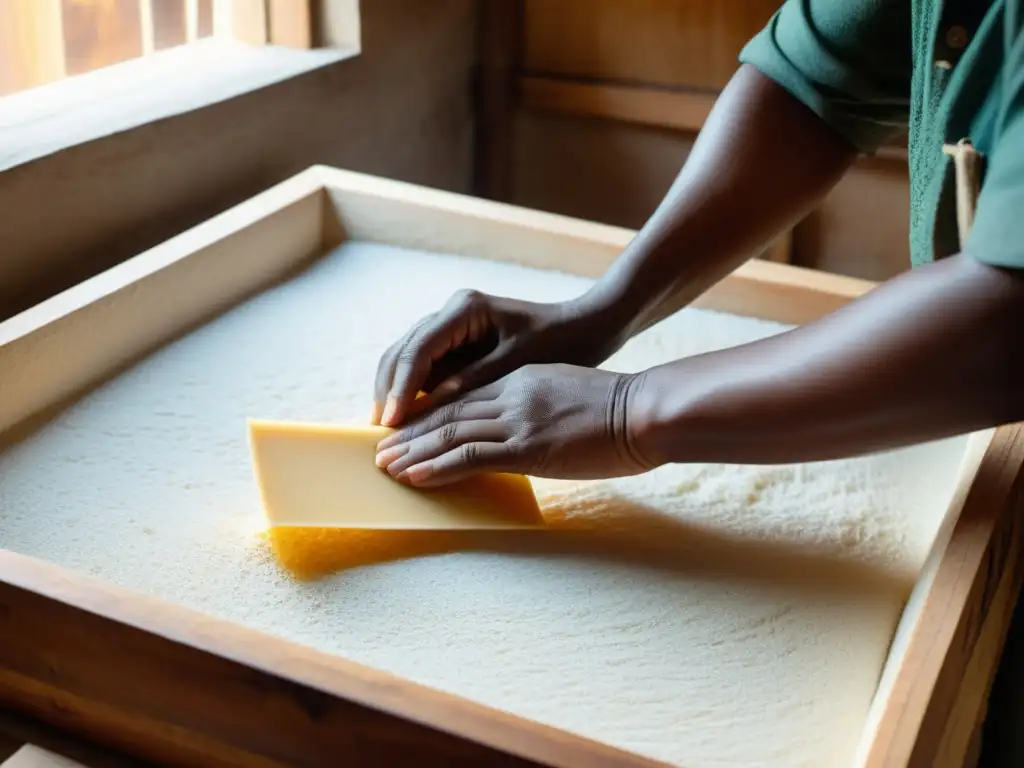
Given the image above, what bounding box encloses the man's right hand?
[371,290,617,428]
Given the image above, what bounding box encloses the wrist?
[555,290,637,365]
[621,367,674,471]
[624,362,713,469]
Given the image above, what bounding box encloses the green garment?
[739,1,1024,269]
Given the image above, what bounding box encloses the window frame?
[0,0,318,97]
[0,0,360,173]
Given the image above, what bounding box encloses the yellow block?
[247,419,545,578]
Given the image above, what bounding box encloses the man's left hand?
[374,363,653,487]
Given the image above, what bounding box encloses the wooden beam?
[267,0,313,49]
[0,0,65,97]
[520,76,714,134]
[137,0,155,56]
[220,0,266,45]
[473,0,524,201]
[519,75,909,166]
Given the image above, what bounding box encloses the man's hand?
[374,364,652,487]
[371,290,621,428]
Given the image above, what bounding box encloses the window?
[0,0,314,97]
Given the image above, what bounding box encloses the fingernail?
[370,401,384,425]
[380,397,398,426]
[375,444,407,467]
[404,464,432,485]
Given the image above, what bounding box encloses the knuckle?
[504,434,526,454]
[395,347,420,365]
[498,403,524,426]
[452,288,483,308]
[443,401,466,422]
[515,363,543,380]
[428,401,464,431]
[460,442,482,466]
[439,421,459,446]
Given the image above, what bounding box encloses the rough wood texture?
[0,0,476,321]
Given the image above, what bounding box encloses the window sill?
[0,39,357,172]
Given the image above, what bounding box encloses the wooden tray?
[0,166,1021,768]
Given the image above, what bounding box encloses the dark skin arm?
[371,66,855,428]
[374,68,1024,487]
[578,65,856,344]
[629,253,1024,468]
[375,254,1024,486]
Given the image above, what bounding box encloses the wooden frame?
[0,166,1021,767]
[0,0,315,97]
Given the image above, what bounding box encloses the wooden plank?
[320,168,835,320]
[0,552,663,768]
[519,76,910,165]
[267,0,312,49]
[137,0,154,56]
[184,0,199,42]
[520,76,713,134]
[196,0,213,37]
[0,0,65,97]
[0,169,326,438]
[150,0,188,51]
[523,0,779,90]
[863,424,1024,766]
[61,0,143,77]
[225,0,266,45]
[472,0,523,201]
[518,81,908,276]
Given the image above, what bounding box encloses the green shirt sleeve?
[966,10,1024,269]
[738,0,912,154]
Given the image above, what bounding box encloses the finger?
[383,288,502,427]
[383,315,464,427]
[376,399,501,452]
[400,442,516,487]
[372,340,403,424]
[384,381,502,436]
[379,420,509,476]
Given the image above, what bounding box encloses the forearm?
[578,65,857,346]
[629,255,1024,466]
